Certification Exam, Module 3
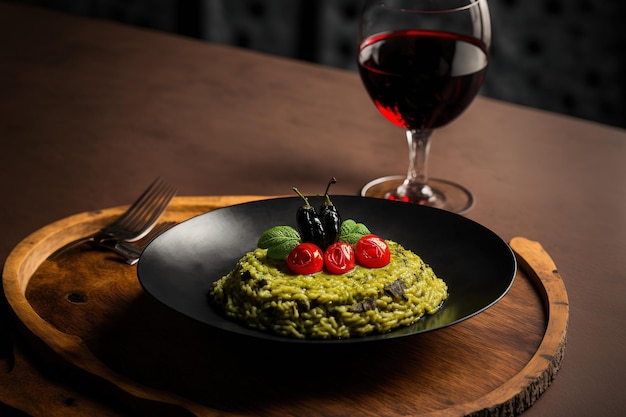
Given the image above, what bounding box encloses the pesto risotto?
[208,240,447,339]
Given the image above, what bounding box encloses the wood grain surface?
[2,197,568,417]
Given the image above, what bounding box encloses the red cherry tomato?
[287,243,324,275]
[355,234,391,268]
[323,242,355,274]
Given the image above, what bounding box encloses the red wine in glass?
[358,30,488,131]
[357,0,491,213]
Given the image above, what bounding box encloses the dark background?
[5,0,625,128]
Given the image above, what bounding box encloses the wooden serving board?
[2,196,568,417]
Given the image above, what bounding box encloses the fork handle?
[112,243,142,265]
[47,236,96,260]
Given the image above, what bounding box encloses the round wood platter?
[3,196,569,417]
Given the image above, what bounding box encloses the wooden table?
[1,3,625,417]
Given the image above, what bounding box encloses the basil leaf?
[257,226,301,259]
[339,219,371,244]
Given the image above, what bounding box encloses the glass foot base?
[361,175,474,214]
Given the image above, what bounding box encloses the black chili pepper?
[293,187,326,248]
[319,177,341,250]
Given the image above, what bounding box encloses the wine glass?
[357,0,491,213]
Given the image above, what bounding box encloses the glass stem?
[398,128,435,202]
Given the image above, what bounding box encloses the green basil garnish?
[339,219,371,244]
[257,225,301,259]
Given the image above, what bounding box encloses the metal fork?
[111,221,177,265]
[48,178,177,260]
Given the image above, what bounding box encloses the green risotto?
[208,240,447,339]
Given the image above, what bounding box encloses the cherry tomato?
[287,243,324,275]
[355,234,391,268]
[323,241,355,274]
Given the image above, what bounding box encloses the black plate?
[138,196,516,343]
